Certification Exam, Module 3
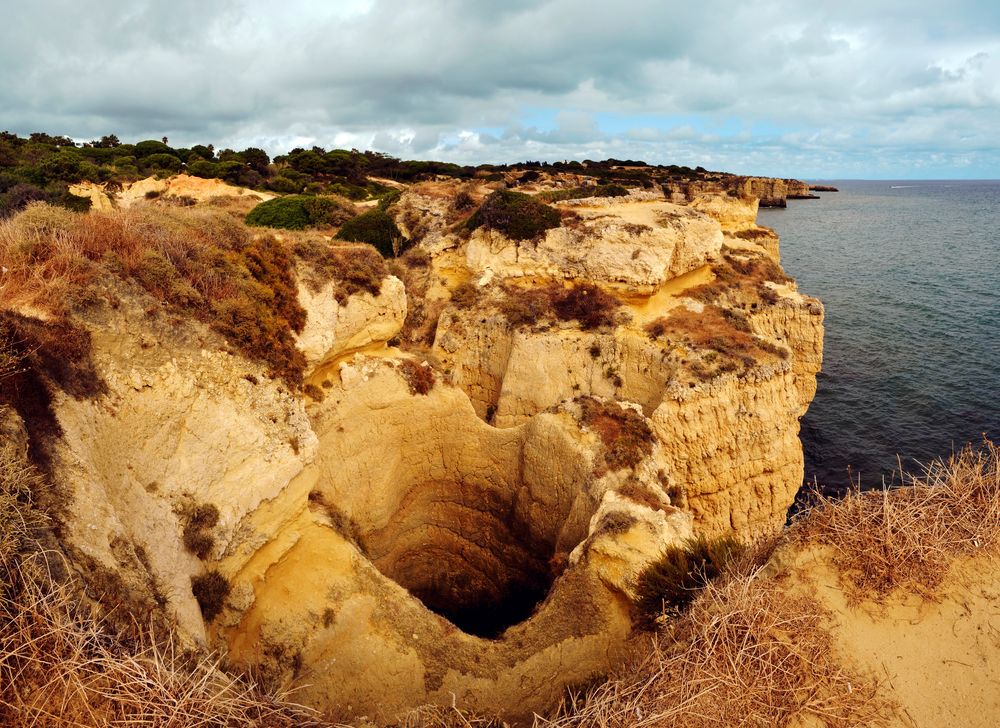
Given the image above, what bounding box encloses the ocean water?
[757,181,1000,494]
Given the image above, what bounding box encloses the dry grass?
[578,397,654,473]
[497,282,621,331]
[792,439,1000,602]
[0,202,308,386]
[539,556,889,728]
[686,250,790,305]
[0,578,330,727]
[646,304,787,380]
[0,438,330,727]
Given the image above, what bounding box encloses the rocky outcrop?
[68,174,274,209]
[295,273,406,375]
[663,175,819,207]
[13,176,823,725]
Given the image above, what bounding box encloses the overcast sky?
[2,1,999,178]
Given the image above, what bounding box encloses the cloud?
[1,0,999,176]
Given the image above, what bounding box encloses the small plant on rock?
[466,190,561,241]
[634,534,744,620]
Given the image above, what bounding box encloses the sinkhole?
[359,479,566,639]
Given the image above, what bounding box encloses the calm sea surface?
[757,181,999,494]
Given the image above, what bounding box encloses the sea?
[757,180,1000,495]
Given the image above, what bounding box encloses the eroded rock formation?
[5,175,823,724]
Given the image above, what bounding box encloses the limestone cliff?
[1,175,822,724]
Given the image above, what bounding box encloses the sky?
[2,1,1000,178]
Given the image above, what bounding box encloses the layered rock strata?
[14,177,822,724]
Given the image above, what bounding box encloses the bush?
[187,160,220,179]
[0,206,310,387]
[634,535,744,619]
[466,189,561,241]
[396,358,436,395]
[536,184,630,202]
[141,153,183,173]
[181,503,219,560]
[133,140,176,159]
[191,570,230,621]
[246,195,359,230]
[245,196,312,230]
[578,397,654,472]
[302,195,356,226]
[552,282,620,329]
[335,208,406,258]
[266,175,302,194]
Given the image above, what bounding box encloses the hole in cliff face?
[360,480,560,638]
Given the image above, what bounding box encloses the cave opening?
[361,480,563,639]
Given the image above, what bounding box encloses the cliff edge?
[1,172,823,724]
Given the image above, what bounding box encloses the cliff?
[0,175,823,723]
[663,175,820,207]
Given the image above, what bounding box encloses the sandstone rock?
[295,274,406,375]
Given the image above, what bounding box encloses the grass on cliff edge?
[2,390,998,728]
[0,201,308,386]
[540,440,1000,728]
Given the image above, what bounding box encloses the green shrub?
[245,195,357,230]
[537,184,630,202]
[187,160,220,179]
[133,140,176,159]
[466,190,561,241]
[245,196,312,229]
[141,153,183,173]
[634,535,744,620]
[335,208,406,257]
[303,195,356,226]
[266,175,301,194]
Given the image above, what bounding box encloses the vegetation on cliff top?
[244,194,357,230]
[497,282,622,331]
[466,189,561,241]
[0,203,308,387]
[1,129,721,222]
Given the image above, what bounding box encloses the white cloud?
[1,0,999,176]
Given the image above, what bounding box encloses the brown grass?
[498,282,620,331]
[539,555,889,728]
[646,304,787,380]
[294,239,389,302]
[792,439,1000,603]
[397,358,437,395]
[0,579,329,727]
[578,397,654,473]
[0,203,308,386]
[686,250,790,305]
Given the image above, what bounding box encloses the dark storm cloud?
[2,0,999,176]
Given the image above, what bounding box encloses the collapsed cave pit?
[359,479,561,638]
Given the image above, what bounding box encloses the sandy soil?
[788,548,1000,727]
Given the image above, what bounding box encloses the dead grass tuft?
[792,439,1000,603]
[686,250,790,305]
[646,304,787,380]
[540,556,889,728]
[294,239,389,302]
[498,282,621,331]
[397,358,437,396]
[0,578,328,727]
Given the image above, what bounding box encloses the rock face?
[69,174,274,210]
[663,176,819,207]
[17,177,823,725]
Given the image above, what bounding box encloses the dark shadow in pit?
[411,571,553,639]
[360,481,564,640]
